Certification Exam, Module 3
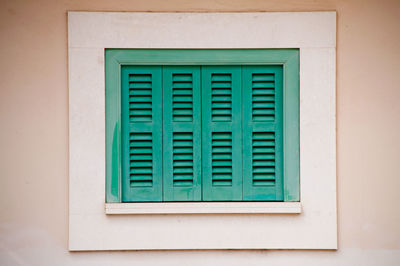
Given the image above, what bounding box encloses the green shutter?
[107,49,299,203]
[163,66,202,201]
[202,66,243,201]
[121,66,163,202]
[242,65,284,201]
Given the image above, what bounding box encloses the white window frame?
[68,11,337,250]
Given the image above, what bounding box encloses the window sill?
[105,202,302,214]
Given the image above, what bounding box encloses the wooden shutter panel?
[242,65,284,201]
[121,66,163,202]
[202,66,243,201]
[163,66,202,201]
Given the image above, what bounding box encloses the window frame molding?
[68,11,337,250]
[105,49,300,203]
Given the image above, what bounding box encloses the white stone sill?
[105,202,302,214]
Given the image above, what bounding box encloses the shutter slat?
[252,73,275,81]
[210,73,233,122]
[252,82,275,88]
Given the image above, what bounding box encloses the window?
[105,49,299,203]
[69,12,336,250]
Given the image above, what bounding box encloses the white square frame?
[68,12,337,250]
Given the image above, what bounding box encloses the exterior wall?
[0,0,399,264]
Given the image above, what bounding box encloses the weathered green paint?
[282,52,300,201]
[106,49,299,66]
[163,66,202,201]
[242,66,284,201]
[105,50,122,203]
[105,49,300,203]
[121,66,163,202]
[202,66,243,201]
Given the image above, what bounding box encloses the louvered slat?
[252,132,275,186]
[252,73,275,122]
[212,132,233,186]
[211,73,232,122]
[173,74,193,122]
[129,132,153,187]
[172,132,194,187]
[129,74,152,122]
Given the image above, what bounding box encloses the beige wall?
[0,0,399,265]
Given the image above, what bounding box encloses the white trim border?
[68,11,337,250]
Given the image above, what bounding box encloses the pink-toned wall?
[0,0,399,265]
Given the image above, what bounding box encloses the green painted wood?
[282,52,300,201]
[105,51,122,203]
[163,66,202,201]
[106,49,300,203]
[107,49,299,66]
[121,66,163,202]
[242,66,284,201]
[202,66,243,201]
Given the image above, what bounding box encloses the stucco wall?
[0,0,399,265]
